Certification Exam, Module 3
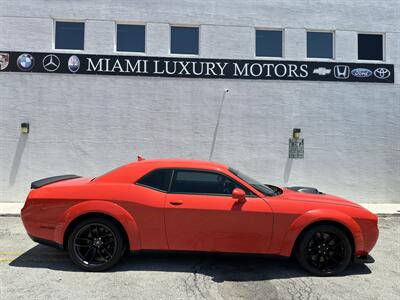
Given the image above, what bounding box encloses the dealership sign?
[0,51,395,83]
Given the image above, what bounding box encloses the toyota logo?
[42,54,60,72]
[374,68,390,79]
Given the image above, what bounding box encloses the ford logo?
[351,68,372,78]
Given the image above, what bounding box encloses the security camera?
[224,89,229,92]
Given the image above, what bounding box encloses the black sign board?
[0,51,394,83]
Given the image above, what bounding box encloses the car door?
[164,169,273,254]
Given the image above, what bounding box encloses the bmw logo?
[68,55,80,73]
[17,53,35,71]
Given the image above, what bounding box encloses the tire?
[67,217,125,271]
[295,224,352,276]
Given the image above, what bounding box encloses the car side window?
[136,169,172,192]
[170,169,252,195]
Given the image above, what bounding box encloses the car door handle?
[169,201,183,206]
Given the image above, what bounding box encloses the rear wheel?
[295,224,352,276]
[67,217,125,271]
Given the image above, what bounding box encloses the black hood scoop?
[287,186,324,194]
[31,175,81,189]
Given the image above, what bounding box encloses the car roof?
[129,158,229,170]
[93,158,230,183]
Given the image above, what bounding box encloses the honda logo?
[334,65,350,79]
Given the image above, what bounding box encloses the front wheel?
[295,224,352,276]
[67,217,125,271]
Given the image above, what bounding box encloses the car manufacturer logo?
[351,68,372,78]
[0,53,10,70]
[17,53,35,71]
[312,67,331,76]
[68,55,80,73]
[374,68,390,79]
[42,54,60,72]
[333,65,350,79]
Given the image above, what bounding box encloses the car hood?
[280,187,362,208]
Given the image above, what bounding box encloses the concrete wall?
[1,0,399,203]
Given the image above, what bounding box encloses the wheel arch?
[290,220,355,257]
[54,200,141,251]
[279,209,363,257]
[62,212,130,251]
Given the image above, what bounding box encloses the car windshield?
[229,167,277,196]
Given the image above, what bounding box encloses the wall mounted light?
[292,128,301,139]
[21,122,29,134]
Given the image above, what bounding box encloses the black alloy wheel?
[295,224,352,276]
[67,217,125,271]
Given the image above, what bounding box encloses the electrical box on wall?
[289,128,304,159]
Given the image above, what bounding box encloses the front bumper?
[355,254,375,264]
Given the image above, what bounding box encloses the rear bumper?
[28,234,63,250]
[21,200,62,247]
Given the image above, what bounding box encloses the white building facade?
[1,0,399,203]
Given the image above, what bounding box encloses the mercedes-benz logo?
[42,54,60,72]
[374,68,390,80]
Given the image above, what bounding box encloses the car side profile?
[21,158,378,275]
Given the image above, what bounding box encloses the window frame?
[169,24,201,56]
[357,32,385,62]
[169,168,256,197]
[135,168,256,197]
[114,21,147,55]
[135,168,174,193]
[254,28,285,59]
[53,19,86,52]
[305,29,335,60]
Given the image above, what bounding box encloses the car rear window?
[136,169,172,192]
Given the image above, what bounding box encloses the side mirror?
[232,188,246,203]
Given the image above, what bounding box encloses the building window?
[55,21,84,50]
[170,26,199,55]
[116,24,145,52]
[358,34,383,61]
[255,30,283,57]
[307,31,333,59]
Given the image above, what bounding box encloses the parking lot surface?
[0,216,399,300]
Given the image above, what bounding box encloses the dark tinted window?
[307,32,333,59]
[55,21,84,50]
[171,26,199,55]
[171,170,250,195]
[256,30,283,57]
[358,34,383,60]
[117,24,145,52]
[137,169,172,192]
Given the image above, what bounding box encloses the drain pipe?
[209,89,229,161]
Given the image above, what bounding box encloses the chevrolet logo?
[313,67,331,76]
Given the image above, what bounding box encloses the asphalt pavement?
[0,216,399,300]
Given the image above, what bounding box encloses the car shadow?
[9,244,371,282]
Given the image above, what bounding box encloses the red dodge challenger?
[21,158,378,275]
